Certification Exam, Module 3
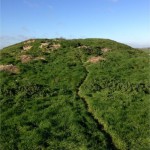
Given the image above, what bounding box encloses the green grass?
[79,47,150,149]
[0,38,149,150]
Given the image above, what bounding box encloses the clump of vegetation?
[0,38,149,150]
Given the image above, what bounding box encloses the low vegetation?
[0,38,149,150]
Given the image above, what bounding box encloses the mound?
[0,38,149,150]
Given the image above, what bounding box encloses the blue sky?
[1,0,150,48]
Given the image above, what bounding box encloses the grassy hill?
[0,38,149,150]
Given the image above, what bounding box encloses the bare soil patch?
[40,42,61,52]
[51,43,61,50]
[24,39,35,44]
[87,56,106,63]
[20,55,46,63]
[22,45,32,51]
[20,55,32,63]
[39,43,49,49]
[78,45,89,49]
[0,64,19,74]
[34,56,46,61]
[101,48,111,52]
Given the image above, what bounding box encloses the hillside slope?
[0,38,149,150]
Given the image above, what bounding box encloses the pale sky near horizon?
[0,0,150,48]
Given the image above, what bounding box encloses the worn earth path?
[76,57,118,150]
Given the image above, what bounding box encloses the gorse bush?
[0,38,149,150]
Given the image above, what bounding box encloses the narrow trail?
[77,58,118,150]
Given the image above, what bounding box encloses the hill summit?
[0,38,149,150]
